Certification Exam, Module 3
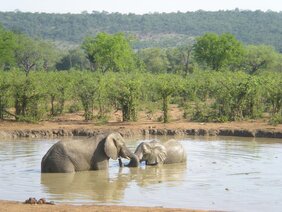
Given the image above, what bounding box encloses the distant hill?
[1,10,282,51]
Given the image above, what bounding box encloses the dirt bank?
[0,119,281,139]
[0,200,208,212]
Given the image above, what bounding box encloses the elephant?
[128,139,187,166]
[41,132,139,173]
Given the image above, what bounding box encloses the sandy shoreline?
[0,200,209,212]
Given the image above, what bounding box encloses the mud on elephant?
[41,132,139,173]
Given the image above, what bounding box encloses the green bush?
[269,114,282,126]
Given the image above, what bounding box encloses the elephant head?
[41,132,139,173]
[104,132,139,168]
[134,140,167,165]
[104,132,131,160]
[103,133,140,168]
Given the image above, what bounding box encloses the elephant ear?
[153,144,167,164]
[152,142,167,164]
[104,133,122,160]
[134,142,145,160]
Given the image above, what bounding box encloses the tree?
[39,41,60,71]
[0,71,11,119]
[179,45,194,75]
[14,34,60,75]
[153,74,184,123]
[109,72,141,122]
[95,73,111,118]
[165,48,182,74]
[82,32,136,72]
[56,48,90,71]
[193,33,244,70]
[166,45,194,75]
[262,72,282,115]
[242,45,277,74]
[137,48,169,73]
[10,70,45,121]
[43,71,71,116]
[14,34,43,76]
[74,72,97,120]
[0,26,16,69]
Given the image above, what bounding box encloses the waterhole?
[0,136,281,211]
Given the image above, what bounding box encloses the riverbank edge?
[0,126,281,139]
[0,200,208,212]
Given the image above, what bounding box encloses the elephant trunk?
[126,153,139,167]
[118,145,139,167]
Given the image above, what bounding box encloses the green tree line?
[0,26,281,124]
[0,70,281,124]
[1,10,282,51]
[1,25,282,75]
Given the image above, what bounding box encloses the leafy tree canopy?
[1,10,282,50]
[0,25,16,67]
[82,32,137,72]
[242,45,278,74]
[193,33,244,70]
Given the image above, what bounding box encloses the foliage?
[137,48,169,73]
[13,34,59,75]
[9,70,46,121]
[56,48,90,71]
[108,72,142,121]
[242,45,278,74]
[0,25,16,68]
[14,34,40,75]
[82,32,137,72]
[261,72,282,115]
[38,41,60,71]
[182,71,266,122]
[269,114,282,126]
[166,45,195,75]
[1,10,282,51]
[73,71,97,120]
[42,71,72,116]
[193,33,244,70]
[0,71,11,119]
[137,46,195,75]
[0,70,281,124]
[0,27,281,124]
[211,72,263,121]
[151,74,184,123]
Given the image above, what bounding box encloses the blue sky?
[1,0,282,14]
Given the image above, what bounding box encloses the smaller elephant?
[131,139,187,166]
[41,132,138,173]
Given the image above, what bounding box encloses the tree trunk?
[50,95,55,116]
[162,95,169,123]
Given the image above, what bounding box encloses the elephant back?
[163,140,187,164]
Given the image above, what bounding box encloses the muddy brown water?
[0,136,281,212]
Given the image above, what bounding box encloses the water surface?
[0,136,281,212]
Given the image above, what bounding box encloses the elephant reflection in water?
[129,163,187,187]
[41,169,129,202]
[41,163,186,202]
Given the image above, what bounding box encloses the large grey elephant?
[41,132,139,173]
[129,139,187,166]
